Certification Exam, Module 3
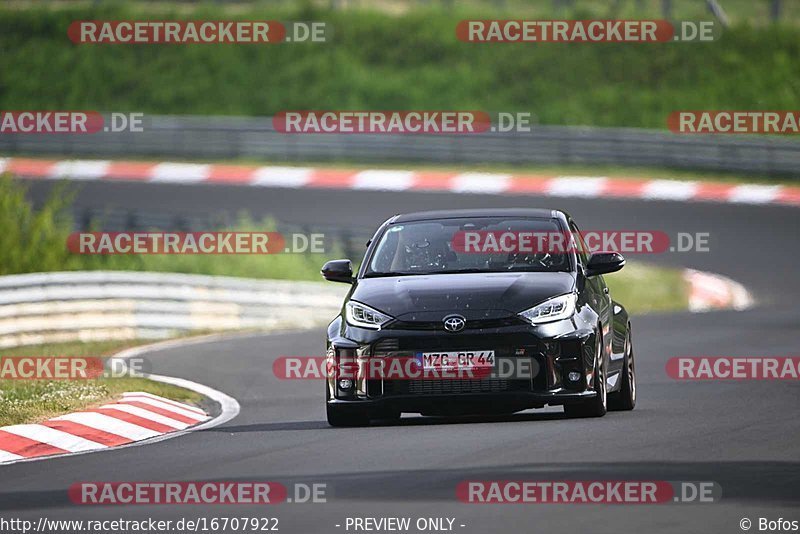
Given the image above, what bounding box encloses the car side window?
[569,221,590,266]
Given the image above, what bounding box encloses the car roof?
[391,208,564,223]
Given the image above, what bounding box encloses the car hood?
[351,272,576,318]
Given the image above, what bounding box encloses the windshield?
[365,217,571,277]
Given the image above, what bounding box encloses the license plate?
[417,350,495,371]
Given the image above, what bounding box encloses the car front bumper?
[326,313,601,416]
[329,390,597,417]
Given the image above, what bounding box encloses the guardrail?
[1,115,798,175]
[0,271,348,349]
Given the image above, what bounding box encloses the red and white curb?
[2,157,799,207]
[0,333,241,466]
[0,392,207,464]
[684,269,754,313]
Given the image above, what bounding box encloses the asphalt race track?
[6,180,800,533]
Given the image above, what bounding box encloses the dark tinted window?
[366,217,570,276]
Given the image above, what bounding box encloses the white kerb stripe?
[352,170,414,191]
[1,424,106,452]
[450,173,511,194]
[122,391,206,415]
[728,184,782,204]
[0,158,9,174]
[688,272,731,297]
[0,450,25,463]
[641,180,699,200]
[119,397,207,421]
[100,404,190,429]
[547,176,608,197]
[150,163,211,183]
[53,412,161,441]
[251,166,312,187]
[49,160,111,180]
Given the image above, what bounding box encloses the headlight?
[346,301,393,329]
[519,293,577,325]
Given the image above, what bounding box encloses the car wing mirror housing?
[585,252,625,277]
[321,259,355,283]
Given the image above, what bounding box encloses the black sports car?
[321,208,636,426]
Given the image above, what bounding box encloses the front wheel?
[564,334,607,418]
[609,326,636,411]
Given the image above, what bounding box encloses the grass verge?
[605,262,688,314]
[0,338,203,427]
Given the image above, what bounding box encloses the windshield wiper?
[363,271,416,278]
[431,268,489,274]
[365,268,492,277]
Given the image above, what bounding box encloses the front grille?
[383,378,530,396]
[369,335,544,397]
[388,317,524,331]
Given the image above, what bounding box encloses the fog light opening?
[338,378,354,390]
[567,371,582,383]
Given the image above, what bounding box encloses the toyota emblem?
[443,315,466,332]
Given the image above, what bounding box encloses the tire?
[326,403,370,427]
[609,326,636,411]
[564,333,607,418]
[325,382,370,427]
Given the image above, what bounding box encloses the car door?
[568,220,614,362]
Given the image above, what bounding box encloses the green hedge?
[0,5,798,127]
[0,176,328,280]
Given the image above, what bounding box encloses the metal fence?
[0,271,347,348]
[1,115,798,175]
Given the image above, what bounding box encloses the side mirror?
[585,252,625,277]
[321,259,354,283]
